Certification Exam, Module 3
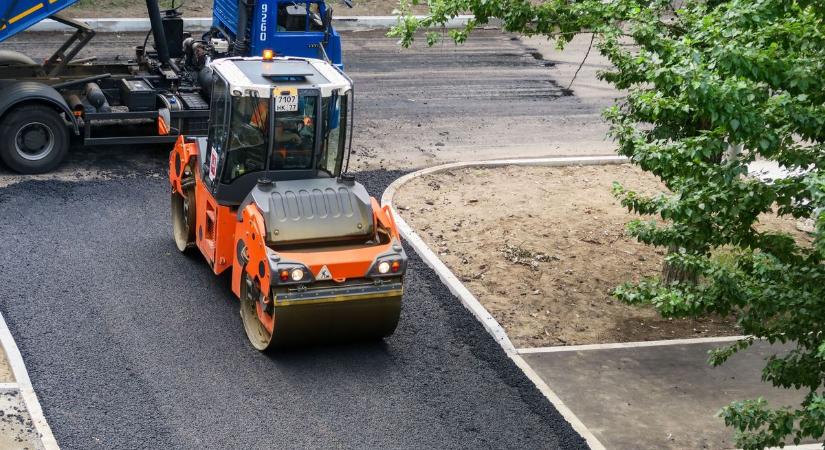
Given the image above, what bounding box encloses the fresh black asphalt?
[0,168,587,449]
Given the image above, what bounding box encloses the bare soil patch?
[70,0,425,18]
[394,164,810,348]
[0,347,12,383]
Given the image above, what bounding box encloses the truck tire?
[0,104,70,174]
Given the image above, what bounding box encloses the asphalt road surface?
[0,28,602,448]
[0,28,614,182]
[0,170,585,449]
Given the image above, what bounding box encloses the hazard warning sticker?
[209,148,218,180]
[316,265,332,281]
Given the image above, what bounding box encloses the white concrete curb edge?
[0,312,59,449]
[381,155,628,450]
[517,334,750,354]
[768,445,824,450]
[27,15,475,33]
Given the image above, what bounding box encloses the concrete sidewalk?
[0,346,46,449]
[0,314,56,450]
[520,339,813,450]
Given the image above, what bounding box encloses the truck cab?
[212,0,344,69]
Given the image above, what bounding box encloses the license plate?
[275,95,298,112]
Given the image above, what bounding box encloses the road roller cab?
[169,55,406,350]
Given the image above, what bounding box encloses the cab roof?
[210,56,351,97]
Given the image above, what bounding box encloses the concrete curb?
[382,155,628,450]
[517,334,750,354]
[0,312,58,449]
[27,15,475,33]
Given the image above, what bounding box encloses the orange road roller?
[168,55,406,350]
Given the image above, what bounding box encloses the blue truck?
[0,0,80,44]
[212,0,345,68]
[0,0,346,174]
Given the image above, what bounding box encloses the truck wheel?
[0,105,70,174]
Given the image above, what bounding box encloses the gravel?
[0,171,586,449]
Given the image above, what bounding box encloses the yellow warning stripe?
[1,2,45,30]
[10,3,44,24]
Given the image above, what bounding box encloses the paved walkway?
[520,338,813,449]
[0,340,46,449]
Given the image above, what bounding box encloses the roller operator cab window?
[271,95,317,170]
[206,75,230,185]
[277,2,326,32]
[222,95,269,183]
[319,94,347,177]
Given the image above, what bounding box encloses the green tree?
[392,1,825,448]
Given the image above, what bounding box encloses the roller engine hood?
[241,178,375,245]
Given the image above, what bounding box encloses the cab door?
[197,73,230,264]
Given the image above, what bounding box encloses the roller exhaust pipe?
[232,0,252,56]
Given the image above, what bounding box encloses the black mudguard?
[0,80,79,134]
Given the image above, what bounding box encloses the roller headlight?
[370,254,406,277]
[272,262,312,284]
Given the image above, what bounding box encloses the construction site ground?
[1,28,815,449]
[393,164,811,349]
[0,29,612,187]
[0,29,605,449]
[393,163,816,449]
[0,342,42,449]
[0,349,12,383]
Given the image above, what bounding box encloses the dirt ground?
[394,164,812,348]
[70,0,426,18]
[0,347,12,383]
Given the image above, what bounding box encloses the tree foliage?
[392,0,825,448]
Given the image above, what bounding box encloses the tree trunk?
[661,245,698,285]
